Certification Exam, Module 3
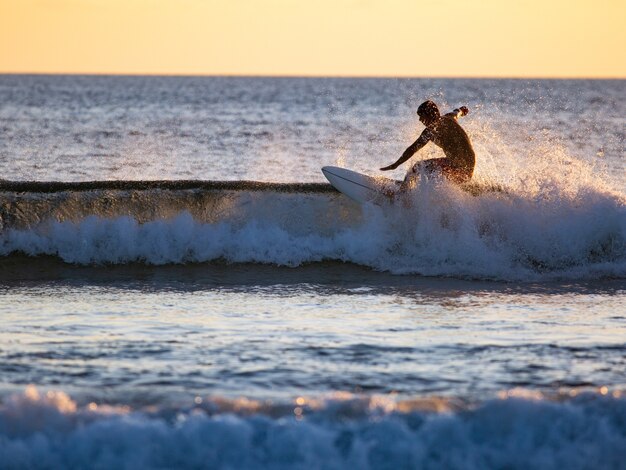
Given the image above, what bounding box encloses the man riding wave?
[380,100,475,187]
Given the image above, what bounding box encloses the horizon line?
[1,71,624,81]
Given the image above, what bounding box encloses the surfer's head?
[417,100,440,125]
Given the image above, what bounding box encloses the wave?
[1,386,625,470]
[1,177,624,281]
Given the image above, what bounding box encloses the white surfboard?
[321,166,400,205]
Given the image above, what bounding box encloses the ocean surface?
[0,75,625,469]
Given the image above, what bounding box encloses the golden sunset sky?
[1,0,624,77]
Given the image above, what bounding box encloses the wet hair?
[417,100,440,120]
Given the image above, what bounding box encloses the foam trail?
[1,133,625,284]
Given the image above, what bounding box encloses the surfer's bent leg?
[404,158,471,186]
[403,158,449,184]
[400,159,440,191]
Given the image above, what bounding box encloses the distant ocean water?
[0,75,625,469]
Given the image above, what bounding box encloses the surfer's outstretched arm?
[380,129,431,171]
[444,106,469,120]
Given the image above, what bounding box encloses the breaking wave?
[0,175,624,281]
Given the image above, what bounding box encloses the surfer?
[380,100,475,186]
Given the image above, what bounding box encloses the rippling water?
[0,75,624,469]
[1,75,624,187]
[1,263,625,405]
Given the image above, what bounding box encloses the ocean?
[0,75,625,469]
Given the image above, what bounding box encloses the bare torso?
[380,105,476,185]
[427,116,475,177]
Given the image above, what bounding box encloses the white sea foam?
[1,174,624,281]
[1,386,625,470]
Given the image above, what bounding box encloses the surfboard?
[322,166,509,205]
[321,166,400,205]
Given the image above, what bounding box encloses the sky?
[1,0,624,78]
